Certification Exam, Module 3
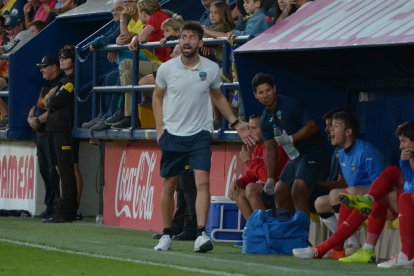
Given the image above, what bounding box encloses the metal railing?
[75,35,251,139]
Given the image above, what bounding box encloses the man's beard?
[180,45,198,58]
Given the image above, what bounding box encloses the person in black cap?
[27,55,61,219]
[43,45,78,223]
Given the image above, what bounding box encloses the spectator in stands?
[82,0,124,131]
[111,0,171,129]
[103,0,143,127]
[292,112,386,260]
[199,0,213,27]
[27,55,61,219]
[159,14,183,48]
[1,10,35,54]
[23,0,40,28]
[232,0,248,32]
[251,72,330,216]
[138,15,184,88]
[0,11,36,128]
[43,45,78,223]
[202,1,234,64]
[53,0,76,14]
[228,113,288,220]
[34,0,56,22]
[152,21,255,252]
[204,0,268,38]
[0,15,9,44]
[271,0,297,24]
[27,18,45,32]
[1,0,26,21]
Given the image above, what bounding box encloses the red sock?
[399,193,414,260]
[365,201,387,244]
[315,210,366,258]
[368,166,402,200]
[332,205,353,251]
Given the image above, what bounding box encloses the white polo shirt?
[156,55,221,136]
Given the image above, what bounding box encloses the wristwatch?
[35,117,40,124]
[229,119,240,129]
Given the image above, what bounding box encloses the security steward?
[43,45,77,223]
[27,56,61,219]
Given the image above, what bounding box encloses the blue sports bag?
[242,209,310,254]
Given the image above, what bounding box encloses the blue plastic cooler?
[206,196,246,242]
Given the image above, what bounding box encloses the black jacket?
[46,73,74,132]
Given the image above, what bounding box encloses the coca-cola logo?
[115,150,155,220]
[224,155,243,197]
[0,154,35,199]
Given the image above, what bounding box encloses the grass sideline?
[0,217,412,275]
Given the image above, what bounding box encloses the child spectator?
[159,14,183,48]
[203,1,234,63]
[204,0,268,38]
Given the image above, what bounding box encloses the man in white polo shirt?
[152,21,255,253]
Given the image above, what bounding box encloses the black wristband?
[229,119,239,128]
[35,117,40,124]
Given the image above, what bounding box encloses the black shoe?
[42,215,74,223]
[39,208,54,219]
[111,117,131,129]
[82,116,101,128]
[105,110,124,125]
[90,120,110,131]
[153,233,163,240]
[172,231,197,241]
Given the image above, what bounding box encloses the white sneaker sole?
[194,240,213,253]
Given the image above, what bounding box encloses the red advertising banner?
[0,142,36,212]
[103,142,245,231]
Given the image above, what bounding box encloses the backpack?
[242,209,310,255]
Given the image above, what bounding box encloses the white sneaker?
[154,234,172,251]
[378,255,414,268]
[194,231,213,253]
[292,246,317,259]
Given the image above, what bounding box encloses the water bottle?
[96,213,103,224]
[273,125,299,160]
[231,91,239,108]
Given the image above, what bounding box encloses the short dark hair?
[249,113,261,120]
[181,21,204,40]
[332,111,359,136]
[251,73,275,92]
[323,107,348,121]
[28,20,46,32]
[396,121,414,141]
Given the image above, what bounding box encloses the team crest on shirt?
[277,110,282,121]
[351,164,356,172]
[199,71,207,81]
